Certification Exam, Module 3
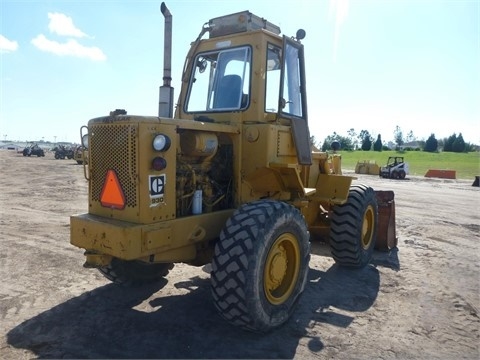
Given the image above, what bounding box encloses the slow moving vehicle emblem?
[100,169,126,209]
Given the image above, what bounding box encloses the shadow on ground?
[7,253,385,359]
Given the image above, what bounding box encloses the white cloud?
[0,34,19,53]
[48,12,87,38]
[31,34,106,61]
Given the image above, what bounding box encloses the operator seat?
[213,74,242,109]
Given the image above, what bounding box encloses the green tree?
[373,134,383,151]
[347,128,358,150]
[361,137,372,151]
[443,134,457,152]
[357,130,372,151]
[464,142,476,152]
[452,133,466,153]
[358,129,371,143]
[424,134,438,152]
[406,130,415,143]
[394,126,404,148]
[310,135,320,150]
[321,132,354,152]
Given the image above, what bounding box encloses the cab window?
[280,38,305,119]
[265,43,281,113]
[186,47,251,112]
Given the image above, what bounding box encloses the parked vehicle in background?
[22,143,45,157]
[74,145,88,165]
[53,145,74,160]
[379,156,409,179]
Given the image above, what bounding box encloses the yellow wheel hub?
[361,205,375,249]
[264,233,300,305]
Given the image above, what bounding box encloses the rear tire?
[98,258,174,286]
[211,200,310,332]
[330,184,378,268]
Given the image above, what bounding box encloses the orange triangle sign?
[100,169,126,209]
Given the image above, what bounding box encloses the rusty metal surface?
[375,190,397,251]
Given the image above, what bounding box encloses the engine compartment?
[176,131,234,217]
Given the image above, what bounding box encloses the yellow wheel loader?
[70,3,396,332]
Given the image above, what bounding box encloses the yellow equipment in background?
[355,160,380,175]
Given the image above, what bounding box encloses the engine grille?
[90,123,138,208]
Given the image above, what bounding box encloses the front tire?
[98,258,174,286]
[330,184,378,268]
[211,200,310,332]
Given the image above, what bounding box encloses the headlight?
[153,134,171,151]
[81,134,89,149]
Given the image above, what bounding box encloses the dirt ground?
[0,149,479,359]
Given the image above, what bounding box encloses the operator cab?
[180,10,311,164]
[182,11,307,120]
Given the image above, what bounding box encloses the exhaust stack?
[159,2,174,118]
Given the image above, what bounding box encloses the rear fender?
[312,174,353,205]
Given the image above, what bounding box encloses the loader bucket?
[355,160,380,175]
[375,190,397,251]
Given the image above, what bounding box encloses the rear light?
[152,157,167,171]
[153,134,171,151]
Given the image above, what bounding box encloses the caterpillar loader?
[70,3,396,332]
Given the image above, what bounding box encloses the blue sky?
[1,0,479,145]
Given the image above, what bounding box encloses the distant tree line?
[315,126,477,153]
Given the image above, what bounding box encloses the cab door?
[279,36,312,165]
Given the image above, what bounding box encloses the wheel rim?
[264,233,300,305]
[361,205,375,249]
